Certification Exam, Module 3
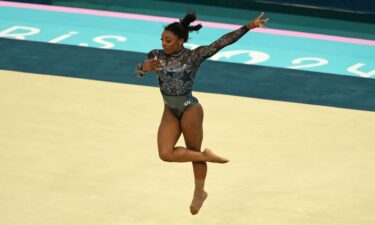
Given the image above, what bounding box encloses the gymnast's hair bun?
[179,11,202,32]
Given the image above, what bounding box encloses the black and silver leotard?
[135,25,249,119]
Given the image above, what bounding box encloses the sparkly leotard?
[135,25,249,119]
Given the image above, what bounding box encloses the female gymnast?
[135,11,269,215]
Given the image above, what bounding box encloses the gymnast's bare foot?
[203,148,229,163]
[190,191,208,215]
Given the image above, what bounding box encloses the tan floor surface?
[1,70,374,225]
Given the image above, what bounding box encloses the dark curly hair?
[164,11,202,42]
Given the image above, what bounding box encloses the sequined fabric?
[135,25,249,96]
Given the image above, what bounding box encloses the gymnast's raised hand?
[247,11,270,29]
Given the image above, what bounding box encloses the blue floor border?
[1,38,375,111]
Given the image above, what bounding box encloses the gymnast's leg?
[157,105,228,163]
[181,103,207,215]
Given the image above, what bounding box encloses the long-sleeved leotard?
[135,25,250,96]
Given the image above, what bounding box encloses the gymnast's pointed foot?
[203,148,229,163]
[190,191,208,215]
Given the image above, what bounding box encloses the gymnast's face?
[161,30,184,55]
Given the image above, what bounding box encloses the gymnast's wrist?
[138,65,147,76]
[246,23,257,30]
[141,64,148,73]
